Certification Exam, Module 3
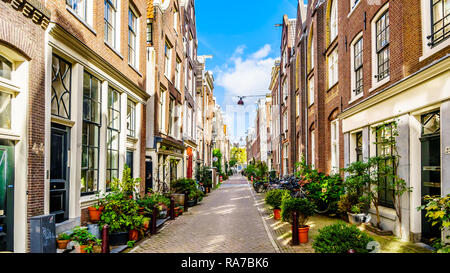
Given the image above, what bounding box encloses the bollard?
[151,205,159,235]
[170,196,175,220]
[101,225,110,253]
[184,191,189,212]
[292,211,299,246]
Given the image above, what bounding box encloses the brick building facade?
[0,0,50,253]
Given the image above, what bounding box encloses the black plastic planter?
[109,232,129,246]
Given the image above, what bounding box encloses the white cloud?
[215,44,275,97]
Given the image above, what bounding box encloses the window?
[310,33,315,70]
[67,0,87,21]
[173,7,178,32]
[328,48,338,88]
[353,38,363,96]
[430,0,450,46]
[51,55,72,119]
[164,41,172,79]
[168,97,174,137]
[0,54,12,80]
[422,111,440,135]
[104,0,117,47]
[296,54,300,90]
[107,88,120,191]
[355,131,363,162]
[375,11,390,81]
[283,112,288,133]
[330,0,338,42]
[308,77,314,106]
[375,123,395,208]
[330,119,339,173]
[189,33,194,59]
[175,57,181,90]
[351,0,360,10]
[296,94,300,117]
[81,72,101,195]
[159,88,166,133]
[0,92,11,130]
[311,130,316,169]
[283,144,289,175]
[146,19,153,44]
[127,99,136,138]
[282,80,288,103]
[128,8,138,68]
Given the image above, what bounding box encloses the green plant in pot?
[56,233,72,250]
[281,197,317,243]
[70,226,98,253]
[265,189,289,220]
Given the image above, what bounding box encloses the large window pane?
[51,55,72,119]
[0,92,11,129]
[0,55,12,80]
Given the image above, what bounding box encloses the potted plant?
[338,193,371,225]
[88,193,105,223]
[265,189,289,220]
[282,197,317,244]
[70,226,98,253]
[128,214,144,241]
[56,233,72,250]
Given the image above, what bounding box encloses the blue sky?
[195,0,305,145]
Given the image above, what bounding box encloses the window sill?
[0,130,21,142]
[369,76,390,93]
[105,42,123,60]
[348,93,364,104]
[66,6,96,36]
[327,81,339,92]
[128,64,142,76]
[419,38,450,62]
[127,135,139,143]
[368,205,396,221]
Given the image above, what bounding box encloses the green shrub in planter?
[281,197,317,227]
[312,221,375,253]
[265,189,289,210]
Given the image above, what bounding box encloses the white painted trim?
[419,0,450,62]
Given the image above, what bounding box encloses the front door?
[50,124,70,224]
[420,111,441,243]
[0,140,14,252]
[145,157,153,194]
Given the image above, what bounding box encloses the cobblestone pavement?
[129,175,277,253]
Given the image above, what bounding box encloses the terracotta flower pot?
[129,229,139,241]
[79,245,89,253]
[298,226,310,244]
[273,209,281,220]
[56,240,70,250]
[88,206,104,223]
[143,219,150,230]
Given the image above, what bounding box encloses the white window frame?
[308,76,314,106]
[311,130,316,169]
[328,47,338,88]
[420,0,450,61]
[350,31,364,102]
[67,0,94,27]
[175,57,181,90]
[164,41,172,80]
[104,0,121,50]
[370,3,390,92]
[330,0,338,43]
[159,88,166,133]
[173,7,178,32]
[128,7,139,69]
[330,119,339,174]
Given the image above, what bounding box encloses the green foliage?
[127,241,136,248]
[230,147,247,165]
[418,195,450,230]
[70,226,97,246]
[171,178,204,201]
[312,222,375,253]
[281,197,317,227]
[137,191,171,215]
[57,232,71,241]
[265,189,289,210]
[295,157,344,214]
[98,190,144,233]
[196,165,212,187]
[111,165,141,197]
[213,149,223,174]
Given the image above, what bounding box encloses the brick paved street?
[129,175,278,253]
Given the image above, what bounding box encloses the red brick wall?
[0,0,49,250]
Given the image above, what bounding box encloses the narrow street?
[129,175,277,253]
